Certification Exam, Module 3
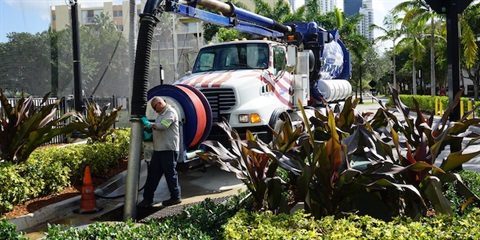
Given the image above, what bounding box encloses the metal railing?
[1,96,127,145]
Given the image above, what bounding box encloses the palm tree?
[348,34,370,103]
[460,2,480,100]
[254,0,293,23]
[393,0,437,96]
[372,14,403,88]
[303,0,321,21]
[92,12,116,32]
[397,19,426,95]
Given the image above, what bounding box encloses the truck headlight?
[238,114,261,123]
[238,114,249,123]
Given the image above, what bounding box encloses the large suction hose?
[124,0,163,221]
[131,16,156,116]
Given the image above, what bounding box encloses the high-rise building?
[288,0,297,10]
[320,0,337,14]
[358,0,374,42]
[343,0,374,43]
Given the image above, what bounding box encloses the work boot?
[137,199,153,208]
[162,198,181,206]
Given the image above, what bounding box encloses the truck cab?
[175,40,294,143]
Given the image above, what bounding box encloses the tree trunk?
[412,61,417,95]
[393,40,397,89]
[469,67,479,101]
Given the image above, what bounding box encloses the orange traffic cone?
[74,166,103,214]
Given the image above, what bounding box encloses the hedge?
[0,129,130,215]
[389,95,480,117]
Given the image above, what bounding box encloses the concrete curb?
[8,162,147,232]
[9,195,81,231]
[9,176,123,232]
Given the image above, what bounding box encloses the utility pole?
[71,0,83,112]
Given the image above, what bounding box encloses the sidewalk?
[15,162,244,238]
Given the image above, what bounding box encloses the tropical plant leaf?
[74,100,122,142]
[422,176,454,215]
[0,89,83,163]
[438,150,480,173]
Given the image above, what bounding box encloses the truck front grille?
[199,88,236,122]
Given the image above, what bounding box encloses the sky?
[0,0,402,43]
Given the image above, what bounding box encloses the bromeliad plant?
[199,121,303,213]
[279,97,426,221]
[200,88,480,221]
[0,89,82,164]
[376,86,480,216]
[74,100,123,143]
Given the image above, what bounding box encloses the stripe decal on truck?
[178,70,294,107]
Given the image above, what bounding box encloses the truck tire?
[268,110,290,146]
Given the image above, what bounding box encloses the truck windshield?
[192,43,269,73]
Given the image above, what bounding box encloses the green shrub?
[0,218,26,240]
[45,195,244,239]
[0,163,28,213]
[19,159,71,197]
[223,208,480,239]
[445,170,480,214]
[388,94,480,117]
[29,129,130,180]
[0,128,130,215]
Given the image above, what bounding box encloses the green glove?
[143,131,152,141]
[141,116,151,128]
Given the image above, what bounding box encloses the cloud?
[372,0,401,49]
[4,0,64,20]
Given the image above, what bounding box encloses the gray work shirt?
[152,104,180,151]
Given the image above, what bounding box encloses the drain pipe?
[123,0,162,221]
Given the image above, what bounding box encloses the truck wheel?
[334,104,341,113]
[268,111,290,147]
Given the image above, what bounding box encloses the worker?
[138,96,181,207]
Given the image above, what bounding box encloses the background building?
[320,0,337,14]
[51,1,145,40]
[343,0,374,43]
[358,0,374,43]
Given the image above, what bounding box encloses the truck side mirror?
[286,45,297,68]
